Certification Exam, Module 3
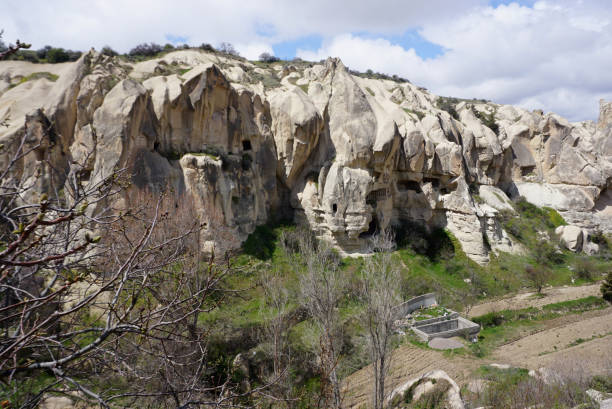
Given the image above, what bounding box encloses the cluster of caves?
[356,172,459,240]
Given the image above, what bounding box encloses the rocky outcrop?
[386,369,464,409]
[1,50,611,262]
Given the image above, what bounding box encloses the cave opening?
[397,180,422,193]
[423,177,440,188]
[242,140,252,151]
[359,216,379,239]
[332,203,337,214]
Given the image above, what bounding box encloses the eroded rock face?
[1,50,611,262]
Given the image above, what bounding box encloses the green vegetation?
[473,296,607,329]
[470,296,607,357]
[249,70,282,88]
[365,86,375,96]
[9,71,59,88]
[473,107,499,135]
[173,196,610,405]
[3,46,81,63]
[465,365,598,409]
[349,68,410,83]
[403,108,425,121]
[412,305,451,321]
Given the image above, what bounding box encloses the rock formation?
[1,49,610,263]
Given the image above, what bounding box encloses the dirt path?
[468,283,601,317]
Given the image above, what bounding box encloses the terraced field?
[342,283,611,409]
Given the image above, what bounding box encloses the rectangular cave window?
[397,180,421,193]
[423,177,440,188]
[366,189,389,206]
[242,140,252,151]
[332,203,338,214]
[521,165,536,176]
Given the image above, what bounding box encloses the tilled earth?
[342,284,612,409]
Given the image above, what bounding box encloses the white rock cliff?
[1,50,610,263]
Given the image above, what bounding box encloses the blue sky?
[3,0,612,121]
[265,1,536,62]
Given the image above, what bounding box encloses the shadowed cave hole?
[398,180,422,193]
[423,177,440,188]
[359,216,379,239]
[242,140,252,151]
[332,203,337,214]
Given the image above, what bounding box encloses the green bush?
[572,256,600,281]
[473,108,499,135]
[590,374,612,393]
[46,47,70,63]
[394,221,454,261]
[436,97,459,120]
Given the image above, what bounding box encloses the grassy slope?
[199,199,612,402]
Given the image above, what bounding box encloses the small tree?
[298,232,344,409]
[602,271,612,303]
[199,43,215,52]
[128,42,163,57]
[525,264,552,294]
[259,52,279,63]
[260,268,291,384]
[361,230,401,409]
[218,42,239,56]
[101,45,118,57]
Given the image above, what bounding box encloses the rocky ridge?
[1,49,610,263]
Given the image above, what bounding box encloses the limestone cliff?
[1,50,610,263]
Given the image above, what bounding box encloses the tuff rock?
[1,50,611,263]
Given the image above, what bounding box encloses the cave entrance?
[359,215,379,239]
[242,140,252,151]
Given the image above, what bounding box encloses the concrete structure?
[393,293,480,342]
[412,316,480,342]
[393,293,438,318]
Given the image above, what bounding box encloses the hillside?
[1,48,611,263]
[1,48,612,409]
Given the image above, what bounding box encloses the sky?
[2,0,612,121]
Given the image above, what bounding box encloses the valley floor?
[342,283,612,409]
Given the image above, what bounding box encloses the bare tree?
[294,230,344,409]
[0,129,255,408]
[525,263,552,294]
[258,52,279,63]
[361,230,401,409]
[259,267,291,388]
[0,30,31,60]
[218,42,239,57]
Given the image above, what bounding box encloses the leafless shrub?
[0,130,269,407]
[296,231,344,409]
[525,263,552,294]
[361,229,401,409]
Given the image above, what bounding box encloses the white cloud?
[297,2,612,121]
[235,42,274,61]
[2,0,612,120]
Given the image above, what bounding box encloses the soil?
[467,283,602,317]
[342,283,611,409]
